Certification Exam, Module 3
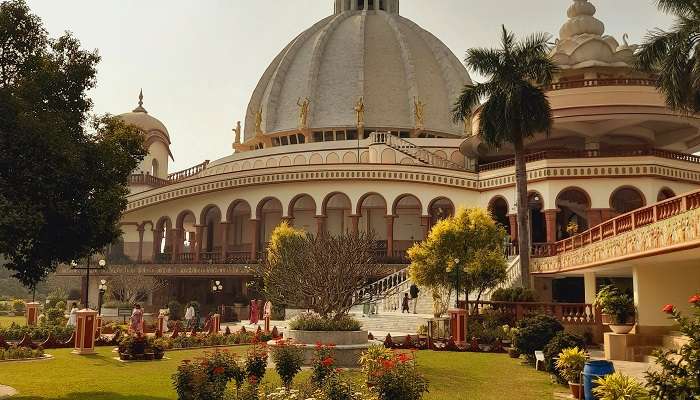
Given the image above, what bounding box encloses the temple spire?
[132,89,148,113]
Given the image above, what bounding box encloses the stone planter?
[569,382,582,399]
[609,324,635,334]
[269,330,370,368]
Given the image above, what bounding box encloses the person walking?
[401,293,410,313]
[249,299,259,325]
[184,302,196,330]
[130,304,144,335]
[409,284,420,314]
[66,302,78,327]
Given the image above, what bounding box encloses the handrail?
[167,160,210,182]
[477,147,700,172]
[532,189,700,258]
[128,173,169,187]
[371,132,466,171]
[547,78,657,91]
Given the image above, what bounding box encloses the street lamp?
[98,279,107,316]
[454,258,461,309]
[71,257,107,309]
[212,280,223,315]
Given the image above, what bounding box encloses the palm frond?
[656,0,700,17]
[451,82,492,123]
[465,48,502,78]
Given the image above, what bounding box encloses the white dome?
[118,90,173,160]
[244,7,471,140]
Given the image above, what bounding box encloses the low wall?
[270,330,370,367]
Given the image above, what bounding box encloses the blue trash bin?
[583,360,615,400]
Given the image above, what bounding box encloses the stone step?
[351,312,431,335]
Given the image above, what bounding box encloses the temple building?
[60,0,700,352]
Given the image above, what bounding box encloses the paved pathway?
[0,385,17,398]
[589,349,658,382]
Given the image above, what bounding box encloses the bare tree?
[260,225,377,320]
[107,273,168,305]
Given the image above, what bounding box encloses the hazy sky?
[25,0,675,171]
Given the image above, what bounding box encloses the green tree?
[0,0,146,290]
[636,0,700,113]
[408,208,507,306]
[452,27,557,288]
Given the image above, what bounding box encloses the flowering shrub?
[0,322,74,341]
[245,342,268,384]
[0,345,44,360]
[646,294,700,399]
[311,343,337,385]
[173,350,243,400]
[288,313,361,332]
[359,346,428,400]
[270,340,304,388]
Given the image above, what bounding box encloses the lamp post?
[454,258,460,309]
[71,257,106,309]
[212,280,223,313]
[97,280,107,316]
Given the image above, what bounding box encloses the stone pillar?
[250,219,260,260]
[157,314,165,338]
[72,309,98,355]
[584,272,597,304]
[194,225,204,262]
[137,226,145,263]
[211,314,221,334]
[315,216,327,236]
[350,215,360,234]
[153,229,162,260]
[264,315,271,333]
[508,214,518,242]
[449,308,468,345]
[544,209,559,243]
[385,215,395,257]
[220,222,229,261]
[170,228,181,261]
[25,302,39,326]
[363,0,368,10]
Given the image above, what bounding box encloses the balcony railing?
[477,147,700,173]
[128,173,169,187]
[167,160,210,183]
[546,77,657,91]
[462,300,601,327]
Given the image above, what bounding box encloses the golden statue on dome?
[233,121,241,144]
[297,97,310,130]
[414,96,425,129]
[354,96,365,127]
[255,108,263,136]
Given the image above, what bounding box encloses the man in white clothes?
[184,303,195,330]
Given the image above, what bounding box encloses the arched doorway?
[289,194,316,233]
[200,206,222,262]
[357,193,388,257]
[176,210,197,263]
[657,187,675,202]
[428,197,455,229]
[257,198,283,254]
[488,197,510,234]
[610,187,646,215]
[226,200,252,262]
[392,195,422,259]
[555,188,591,240]
[323,193,352,235]
[528,192,546,244]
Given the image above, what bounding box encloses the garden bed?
[0,353,53,363]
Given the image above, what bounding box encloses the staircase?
[480,254,521,301]
[351,312,432,336]
[371,132,467,171]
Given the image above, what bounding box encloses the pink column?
[25,302,39,326]
[385,215,395,257]
[72,309,98,355]
[137,227,145,263]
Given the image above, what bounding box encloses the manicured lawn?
[0,346,565,399]
[0,315,24,327]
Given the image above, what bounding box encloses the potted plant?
[152,338,167,360]
[593,372,649,399]
[593,285,636,334]
[502,325,520,358]
[555,347,587,399]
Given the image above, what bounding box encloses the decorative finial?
[132,89,148,113]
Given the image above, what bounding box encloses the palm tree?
[452,26,558,288]
[636,0,700,113]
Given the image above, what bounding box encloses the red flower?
[321,357,334,367]
[662,304,675,314]
[689,294,700,304]
[398,353,411,363]
[381,359,396,369]
[213,367,225,375]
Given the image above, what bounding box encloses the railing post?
[516,304,524,320]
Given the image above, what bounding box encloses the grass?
[0,346,565,400]
[0,315,24,327]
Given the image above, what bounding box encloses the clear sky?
[25,0,674,171]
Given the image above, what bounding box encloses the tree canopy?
[408,208,508,302]
[0,0,146,289]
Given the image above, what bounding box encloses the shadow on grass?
[15,393,170,400]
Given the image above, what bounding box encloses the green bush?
[491,287,537,302]
[270,339,304,387]
[168,300,183,320]
[0,345,44,361]
[513,314,563,360]
[0,322,74,341]
[543,332,586,382]
[42,307,66,326]
[45,290,67,309]
[12,299,25,313]
[245,343,268,383]
[361,349,428,400]
[593,372,649,400]
[288,313,361,332]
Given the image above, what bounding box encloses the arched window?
[610,187,646,215]
[657,188,676,202]
[555,188,591,239]
[151,159,159,177]
[487,197,510,233]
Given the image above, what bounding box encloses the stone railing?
[128,173,169,187]
[482,255,521,301]
[531,189,700,273]
[478,148,700,173]
[464,300,601,327]
[547,78,657,91]
[167,160,210,183]
[372,132,466,171]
